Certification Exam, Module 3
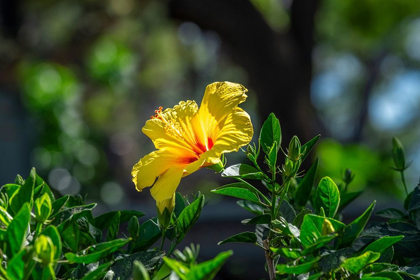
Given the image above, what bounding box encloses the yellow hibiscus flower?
[132,81,254,207]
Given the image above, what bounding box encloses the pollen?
[151,106,164,120]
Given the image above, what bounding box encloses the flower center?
[151,106,213,157]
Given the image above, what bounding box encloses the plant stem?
[264,240,276,280]
[400,171,409,196]
[159,229,166,251]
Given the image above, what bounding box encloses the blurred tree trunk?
[168,0,324,143]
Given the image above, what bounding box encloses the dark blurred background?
[1,0,420,278]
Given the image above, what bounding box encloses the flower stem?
[400,170,409,196]
[159,229,166,251]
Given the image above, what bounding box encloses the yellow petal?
[192,82,248,147]
[142,100,199,157]
[150,166,185,202]
[131,149,182,192]
[211,107,254,155]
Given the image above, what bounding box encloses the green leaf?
[112,251,163,279]
[300,214,345,248]
[302,234,338,255]
[107,211,121,241]
[314,177,340,218]
[212,183,261,204]
[221,164,264,180]
[81,262,113,280]
[6,249,26,280]
[375,208,406,219]
[9,168,36,214]
[271,247,303,259]
[0,206,12,226]
[133,260,150,280]
[376,246,394,263]
[339,201,376,248]
[188,250,233,280]
[339,191,363,212]
[279,199,297,223]
[163,258,190,280]
[409,185,420,212]
[243,214,271,225]
[41,226,62,260]
[177,195,205,237]
[92,210,145,230]
[340,251,380,274]
[174,192,186,217]
[236,200,265,215]
[363,263,399,274]
[6,203,31,257]
[293,208,312,228]
[268,141,278,168]
[318,248,352,273]
[65,238,131,264]
[51,195,69,216]
[294,159,319,207]
[369,272,403,280]
[277,257,320,274]
[260,112,281,155]
[218,232,257,245]
[362,235,404,255]
[133,219,161,252]
[301,135,321,162]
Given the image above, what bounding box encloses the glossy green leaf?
[293,208,312,228]
[363,263,399,274]
[376,208,406,219]
[271,247,303,259]
[243,214,271,225]
[314,177,340,218]
[107,211,121,241]
[236,200,265,215]
[133,260,150,280]
[65,238,130,264]
[6,249,26,280]
[42,226,62,260]
[92,210,145,230]
[188,250,233,280]
[302,234,338,255]
[300,214,345,247]
[362,235,404,254]
[218,232,257,245]
[408,186,420,212]
[0,206,12,226]
[163,258,190,280]
[133,219,161,252]
[369,272,403,280]
[260,113,281,155]
[174,192,186,217]
[340,251,380,274]
[339,201,376,248]
[6,203,31,256]
[177,195,205,236]
[221,164,264,180]
[277,257,320,274]
[81,262,113,280]
[50,195,69,216]
[279,199,297,223]
[301,135,321,162]
[318,248,352,273]
[294,159,318,207]
[112,251,163,278]
[267,141,278,168]
[212,183,261,204]
[9,168,36,214]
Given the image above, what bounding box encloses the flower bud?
[288,136,301,162]
[207,161,224,173]
[34,193,52,223]
[35,235,55,267]
[342,169,354,185]
[128,216,140,240]
[392,137,406,171]
[321,219,335,235]
[156,194,175,230]
[283,159,295,177]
